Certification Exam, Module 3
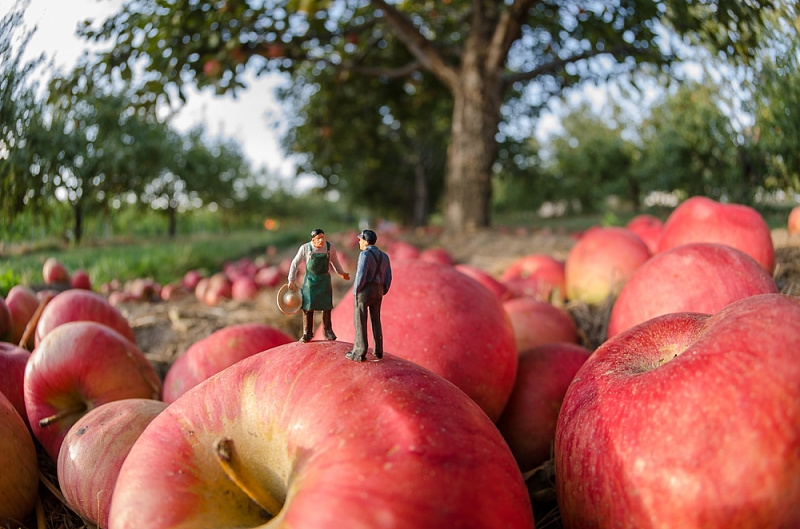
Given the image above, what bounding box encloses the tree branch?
[486,0,538,73]
[341,60,422,79]
[370,0,459,90]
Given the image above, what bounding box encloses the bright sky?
[3,0,299,187]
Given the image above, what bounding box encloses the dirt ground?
[27,227,800,529]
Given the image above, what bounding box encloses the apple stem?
[215,437,283,517]
[19,292,54,350]
[39,401,87,428]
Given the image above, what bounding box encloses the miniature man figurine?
[346,229,392,362]
[288,228,350,342]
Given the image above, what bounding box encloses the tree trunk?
[412,156,428,227]
[167,205,177,238]
[73,201,83,243]
[442,39,503,233]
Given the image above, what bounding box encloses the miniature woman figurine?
[288,228,350,342]
[346,229,392,362]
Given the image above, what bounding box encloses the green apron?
[302,241,333,311]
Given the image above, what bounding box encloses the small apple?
[496,342,592,471]
[789,205,800,236]
[231,275,260,301]
[43,256,70,284]
[255,265,282,288]
[109,341,535,529]
[163,323,294,403]
[182,269,204,290]
[35,288,137,346]
[625,214,663,254]
[608,243,778,338]
[160,282,189,301]
[556,293,800,528]
[70,268,92,290]
[324,259,518,421]
[0,391,38,522]
[0,342,31,427]
[503,297,579,352]
[204,272,232,306]
[657,195,775,274]
[501,254,566,302]
[565,226,651,304]
[24,321,162,461]
[58,398,168,528]
[4,285,40,348]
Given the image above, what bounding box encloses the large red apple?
[42,256,70,284]
[4,285,40,348]
[323,259,518,421]
[109,341,534,529]
[501,254,566,302]
[454,263,511,301]
[0,342,31,427]
[503,297,579,352]
[163,323,294,403]
[565,226,651,304]
[625,214,663,254]
[35,288,137,346]
[419,247,455,266]
[0,391,38,522]
[58,398,168,528]
[24,321,162,461]
[657,195,775,274]
[608,243,778,337]
[496,342,591,471]
[556,293,800,528]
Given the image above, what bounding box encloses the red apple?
[324,259,518,421]
[625,214,663,254]
[501,254,566,302]
[70,268,92,290]
[58,398,168,528]
[386,240,421,260]
[419,247,455,266]
[789,205,800,236]
[35,289,137,346]
[182,269,204,290]
[608,243,778,338]
[5,285,40,348]
[160,282,189,301]
[454,263,512,301]
[204,272,232,306]
[127,277,161,301]
[657,195,775,274]
[108,341,534,529]
[496,342,592,471]
[0,391,38,522]
[231,275,260,301]
[24,321,162,461]
[556,293,800,528]
[43,256,70,284]
[0,342,31,427]
[503,297,579,352]
[0,297,10,341]
[255,265,282,288]
[565,226,651,304]
[163,323,294,404]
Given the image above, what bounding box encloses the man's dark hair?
[310,228,325,238]
[358,229,378,245]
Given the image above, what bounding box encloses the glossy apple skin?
[565,227,651,304]
[501,254,566,302]
[24,321,162,461]
[556,294,800,528]
[109,341,534,529]
[608,243,778,338]
[657,195,775,274]
[163,323,294,403]
[324,259,518,421]
[0,391,38,522]
[42,256,70,284]
[503,297,579,352]
[496,342,591,472]
[58,398,168,528]
[0,342,31,427]
[5,285,40,348]
[35,289,137,346]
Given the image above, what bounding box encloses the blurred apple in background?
[58,398,168,529]
[35,289,137,346]
[608,243,778,338]
[163,323,294,403]
[454,263,512,301]
[657,195,775,274]
[0,391,38,522]
[325,259,518,421]
[565,226,651,304]
[25,321,162,460]
[496,342,591,472]
[625,214,663,254]
[788,205,800,236]
[0,297,10,342]
[419,247,455,266]
[109,341,534,529]
[503,297,579,352]
[42,256,70,284]
[70,268,92,290]
[4,285,40,348]
[0,342,31,427]
[556,294,800,528]
[501,254,566,302]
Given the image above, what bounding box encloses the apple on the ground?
[43,257,70,284]
[0,342,31,427]
[556,293,800,528]
[0,391,38,522]
[4,285,40,348]
[625,214,663,254]
[109,341,535,529]
[501,254,566,303]
[503,297,579,352]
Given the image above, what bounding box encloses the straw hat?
[276,284,303,315]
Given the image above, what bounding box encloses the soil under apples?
[28,227,800,529]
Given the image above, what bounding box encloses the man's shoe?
[373,350,383,359]
[324,330,337,341]
[300,334,312,343]
[345,351,365,362]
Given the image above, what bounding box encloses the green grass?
[0,228,306,298]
